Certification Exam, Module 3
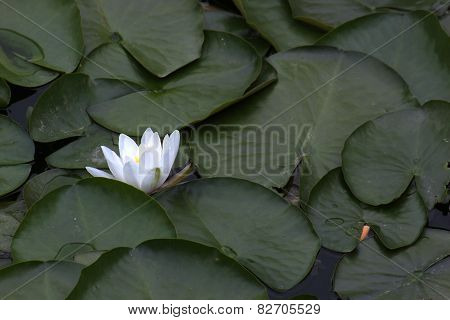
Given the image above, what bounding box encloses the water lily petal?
[169,130,180,166]
[158,134,172,186]
[140,128,154,147]
[119,134,138,163]
[86,167,114,179]
[101,146,124,181]
[140,168,158,193]
[122,161,141,189]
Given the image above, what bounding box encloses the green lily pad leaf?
[308,169,427,252]
[0,79,10,108]
[23,169,86,208]
[334,228,450,299]
[29,74,138,142]
[288,0,444,29]
[319,12,450,104]
[11,178,175,262]
[189,46,417,199]
[76,0,204,77]
[0,29,59,87]
[0,0,83,73]
[69,239,268,299]
[204,8,271,56]
[0,200,26,255]
[0,261,82,300]
[342,101,450,209]
[46,124,118,169]
[234,0,323,51]
[87,31,261,136]
[156,178,320,291]
[0,115,34,196]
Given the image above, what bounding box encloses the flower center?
[134,155,140,164]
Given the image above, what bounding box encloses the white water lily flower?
[86,128,180,194]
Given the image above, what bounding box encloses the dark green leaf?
[12,178,175,262]
[156,178,320,291]
[334,228,450,299]
[0,200,26,255]
[342,101,450,209]
[308,169,427,252]
[0,79,10,108]
[69,239,268,299]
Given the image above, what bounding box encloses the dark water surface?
[3,85,450,299]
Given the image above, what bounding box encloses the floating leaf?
[156,178,320,291]
[190,46,417,200]
[0,79,10,108]
[308,169,427,252]
[288,0,443,29]
[0,116,34,196]
[76,0,204,77]
[0,200,26,255]
[203,8,271,56]
[0,0,83,75]
[0,261,82,299]
[86,31,261,135]
[334,228,450,299]
[342,101,450,209]
[46,124,118,169]
[69,239,268,299]
[234,0,323,51]
[23,169,86,208]
[12,178,175,262]
[29,74,137,142]
[319,12,450,104]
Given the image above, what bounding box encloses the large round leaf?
[29,74,137,142]
[46,124,118,169]
[288,0,443,29]
[308,169,427,252]
[234,0,323,51]
[12,178,175,262]
[23,169,85,208]
[156,178,320,291]
[69,239,268,299]
[0,261,82,299]
[0,0,83,73]
[203,8,271,56]
[319,12,450,104]
[76,0,204,77]
[0,79,10,108]
[189,46,417,200]
[334,228,450,299]
[86,31,261,136]
[342,101,450,209]
[0,115,34,196]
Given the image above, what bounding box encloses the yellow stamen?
[134,155,140,163]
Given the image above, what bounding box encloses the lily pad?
[334,228,450,299]
[29,74,138,142]
[46,124,118,169]
[189,46,417,200]
[86,31,261,136]
[156,177,320,291]
[0,115,34,196]
[288,0,444,29]
[75,0,204,77]
[23,169,86,208]
[234,0,323,51]
[342,101,450,209]
[12,178,175,262]
[0,0,83,73]
[308,169,427,252]
[0,79,10,108]
[69,239,268,299]
[0,200,26,255]
[0,29,60,87]
[0,261,82,299]
[319,12,450,104]
[203,8,271,56]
